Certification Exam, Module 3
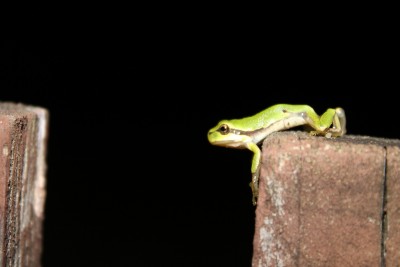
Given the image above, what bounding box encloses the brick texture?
[0,102,48,267]
[252,131,400,267]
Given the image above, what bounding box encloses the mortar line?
[381,146,388,267]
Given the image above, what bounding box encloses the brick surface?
[252,131,400,267]
[386,146,400,266]
[0,102,48,267]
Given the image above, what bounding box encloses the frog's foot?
[309,130,334,138]
[309,130,328,136]
[250,171,259,206]
[249,182,258,206]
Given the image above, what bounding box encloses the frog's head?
[208,120,251,149]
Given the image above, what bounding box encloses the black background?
[1,11,398,267]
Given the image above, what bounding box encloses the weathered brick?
[252,131,400,267]
[0,102,48,267]
[386,146,400,266]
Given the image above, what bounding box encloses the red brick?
[252,131,400,267]
[0,102,49,267]
[386,146,400,266]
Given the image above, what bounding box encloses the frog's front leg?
[247,142,261,205]
[250,165,261,206]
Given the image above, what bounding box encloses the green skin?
[207,104,346,205]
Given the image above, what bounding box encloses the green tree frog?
[207,104,346,205]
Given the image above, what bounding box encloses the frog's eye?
[218,124,230,135]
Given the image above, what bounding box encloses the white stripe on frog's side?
[244,113,308,145]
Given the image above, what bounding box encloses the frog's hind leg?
[304,107,346,138]
[326,107,346,137]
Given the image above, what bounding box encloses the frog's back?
[231,104,314,130]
